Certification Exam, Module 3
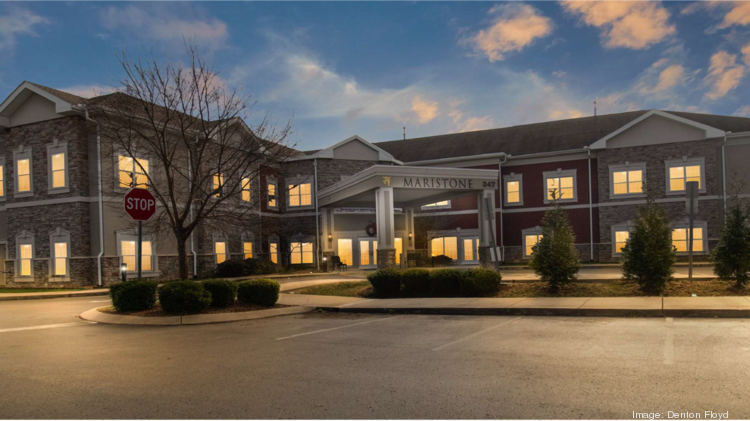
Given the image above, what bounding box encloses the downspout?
[497,153,507,262]
[188,139,197,278]
[722,132,729,213]
[84,108,104,287]
[314,159,320,271]
[585,146,594,261]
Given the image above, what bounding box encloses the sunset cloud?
[704,51,745,100]
[470,3,553,62]
[718,1,750,29]
[411,95,438,124]
[639,63,686,95]
[562,1,676,49]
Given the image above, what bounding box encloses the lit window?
[288,183,312,207]
[291,242,314,264]
[423,200,450,209]
[507,181,520,203]
[241,177,251,202]
[672,228,704,253]
[669,165,701,192]
[546,176,574,201]
[141,241,153,271]
[17,158,31,192]
[120,240,153,272]
[243,242,253,259]
[431,237,458,260]
[270,242,279,264]
[0,164,4,197]
[337,239,352,266]
[525,234,543,256]
[463,238,479,262]
[19,244,32,276]
[615,231,629,254]
[51,153,66,188]
[213,173,224,197]
[121,240,136,271]
[612,170,642,195]
[215,241,227,264]
[395,238,403,264]
[53,242,68,276]
[267,182,277,208]
[118,156,149,189]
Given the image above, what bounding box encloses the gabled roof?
[297,135,402,164]
[0,81,84,126]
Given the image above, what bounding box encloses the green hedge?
[237,279,280,306]
[110,279,158,312]
[461,268,502,297]
[430,269,463,296]
[245,258,281,275]
[201,279,238,308]
[431,255,453,266]
[158,281,212,313]
[401,268,430,295]
[367,268,402,296]
[213,259,248,278]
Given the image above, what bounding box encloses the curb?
[0,290,109,301]
[79,305,315,326]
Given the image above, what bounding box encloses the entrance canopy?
[317,165,499,209]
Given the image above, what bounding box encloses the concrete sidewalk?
[0,289,109,301]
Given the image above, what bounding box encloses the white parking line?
[433,317,522,351]
[0,321,95,334]
[276,316,398,340]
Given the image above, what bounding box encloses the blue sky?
[2,1,750,150]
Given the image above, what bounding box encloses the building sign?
[383,176,496,190]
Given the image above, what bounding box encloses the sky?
[2,1,750,151]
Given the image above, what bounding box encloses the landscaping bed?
[100,301,290,317]
[291,279,750,298]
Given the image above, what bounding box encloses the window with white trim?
[118,155,149,189]
[13,147,33,197]
[213,173,224,198]
[609,162,645,198]
[243,242,253,259]
[422,200,451,210]
[47,141,69,193]
[665,157,705,194]
[0,158,5,200]
[462,237,479,263]
[214,241,227,264]
[49,228,71,278]
[613,230,629,255]
[543,169,577,203]
[117,232,155,273]
[431,237,458,260]
[267,178,278,209]
[290,242,314,264]
[15,231,34,278]
[522,227,543,257]
[288,182,312,207]
[504,173,523,206]
[241,177,251,203]
[671,222,707,254]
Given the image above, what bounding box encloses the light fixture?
[408,232,413,239]
[327,233,333,241]
[120,263,128,283]
[120,263,127,272]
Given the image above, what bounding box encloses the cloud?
[742,42,750,66]
[469,3,553,62]
[734,105,750,117]
[704,51,745,100]
[411,95,438,124]
[58,84,118,99]
[561,1,676,49]
[0,7,49,50]
[99,5,228,50]
[457,116,495,132]
[548,108,585,120]
[718,1,750,29]
[639,64,686,95]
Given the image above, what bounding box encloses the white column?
[375,187,395,249]
[478,189,497,247]
[321,207,335,252]
[405,208,415,250]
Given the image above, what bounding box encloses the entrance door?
[359,238,378,269]
[462,237,479,264]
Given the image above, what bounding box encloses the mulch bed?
[101,301,290,317]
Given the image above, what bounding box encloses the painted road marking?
[433,317,522,351]
[664,317,674,365]
[0,321,95,334]
[276,316,398,340]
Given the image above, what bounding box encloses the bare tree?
[89,43,295,280]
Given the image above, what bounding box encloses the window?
[17,159,30,192]
[19,244,32,276]
[51,153,66,188]
[241,177,251,202]
[665,158,705,194]
[422,200,451,210]
[672,227,705,253]
[267,179,277,209]
[543,169,577,203]
[53,242,68,276]
[614,231,629,254]
[288,182,312,208]
[523,227,543,257]
[118,155,149,189]
[119,238,154,273]
[291,242,314,264]
[49,228,71,278]
[215,241,227,264]
[243,242,253,259]
[609,163,645,197]
[463,237,479,263]
[47,142,69,193]
[213,173,224,198]
[504,173,523,206]
[337,239,352,266]
[0,161,5,199]
[431,237,458,260]
[269,242,279,264]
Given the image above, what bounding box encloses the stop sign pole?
[124,188,157,279]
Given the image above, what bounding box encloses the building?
[1,81,749,288]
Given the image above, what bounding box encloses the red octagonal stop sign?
[124,188,156,221]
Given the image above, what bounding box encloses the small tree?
[712,176,750,288]
[621,198,675,293]
[529,203,580,290]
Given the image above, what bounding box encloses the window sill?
[608,193,647,200]
[13,277,35,282]
[125,271,162,278]
[504,202,524,207]
[288,205,315,211]
[13,191,34,198]
[543,199,577,205]
[47,188,71,195]
[49,276,71,282]
[666,190,706,196]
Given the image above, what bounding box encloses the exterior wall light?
[327,233,333,242]
[120,263,128,282]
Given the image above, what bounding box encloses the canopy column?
[477,189,498,267]
[321,207,335,270]
[375,187,396,268]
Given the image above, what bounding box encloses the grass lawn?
[291,280,750,298]
[0,288,85,294]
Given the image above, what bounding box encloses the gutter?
[188,138,197,278]
[585,146,594,261]
[83,107,104,287]
[405,148,586,166]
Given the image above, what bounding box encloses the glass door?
[358,238,378,269]
[462,237,479,264]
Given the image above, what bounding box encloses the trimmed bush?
[110,279,158,312]
[158,281,212,313]
[401,268,430,296]
[431,255,453,266]
[214,259,248,278]
[201,279,238,308]
[245,258,281,275]
[367,268,402,296]
[461,268,502,297]
[430,269,463,297]
[237,279,280,306]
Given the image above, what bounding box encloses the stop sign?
[124,188,156,221]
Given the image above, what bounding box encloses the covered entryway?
[318,165,500,269]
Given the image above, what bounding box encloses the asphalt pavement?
[1,295,750,419]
